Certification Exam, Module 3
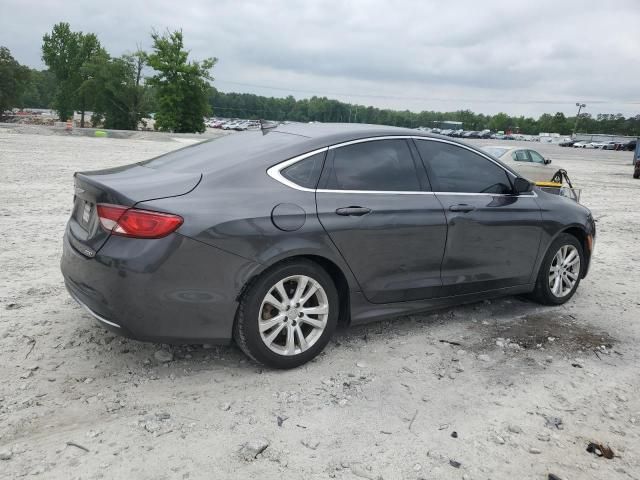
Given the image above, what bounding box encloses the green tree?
[488,112,511,132]
[42,22,104,125]
[20,69,57,108]
[81,50,150,130]
[146,30,216,133]
[0,46,30,114]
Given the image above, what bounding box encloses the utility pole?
[573,102,586,137]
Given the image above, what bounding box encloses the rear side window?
[415,140,512,194]
[281,152,325,189]
[324,139,420,191]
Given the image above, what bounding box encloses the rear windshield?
[140,131,301,173]
[481,147,509,158]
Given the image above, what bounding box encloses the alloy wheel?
[548,245,581,298]
[258,275,329,356]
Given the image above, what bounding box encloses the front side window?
[528,150,546,164]
[415,140,513,194]
[512,150,531,162]
[325,139,420,191]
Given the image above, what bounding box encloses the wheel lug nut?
[298,312,303,317]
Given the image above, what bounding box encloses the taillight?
[97,204,183,239]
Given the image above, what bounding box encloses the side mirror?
[544,158,552,165]
[513,177,533,194]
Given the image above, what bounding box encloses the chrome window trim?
[317,189,436,195]
[266,135,537,197]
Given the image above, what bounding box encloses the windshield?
[482,146,509,158]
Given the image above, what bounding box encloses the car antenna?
[259,119,278,135]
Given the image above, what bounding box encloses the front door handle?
[449,204,475,213]
[335,206,371,216]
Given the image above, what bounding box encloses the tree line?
[209,91,640,136]
[1,23,638,136]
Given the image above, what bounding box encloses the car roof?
[273,122,434,143]
[142,123,480,174]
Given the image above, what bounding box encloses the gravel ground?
[1,127,639,480]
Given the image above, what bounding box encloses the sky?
[1,0,639,118]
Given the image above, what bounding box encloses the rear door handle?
[449,204,475,213]
[335,206,371,216]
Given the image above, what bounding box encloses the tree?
[20,69,57,108]
[81,50,150,130]
[146,30,216,133]
[488,112,511,132]
[42,22,104,126]
[0,46,30,114]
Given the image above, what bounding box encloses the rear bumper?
[61,225,261,344]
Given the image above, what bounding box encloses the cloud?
[1,0,638,116]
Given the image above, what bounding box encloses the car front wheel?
[530,233,584,305]
[233,259,339,369]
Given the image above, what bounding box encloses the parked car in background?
[622,140,637,151]
[481,146,556,183]
[573,141,587,148]
[61,124,594,368]
[559,139,576,147]
[602,141,623,150]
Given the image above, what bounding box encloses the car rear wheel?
[529,233,584,305]
[233,259,339,369]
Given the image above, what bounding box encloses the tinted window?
[416,140,513,194]
[281,152,324,189]
[326,140,419,191]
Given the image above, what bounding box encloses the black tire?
[233,259,339,369]
[529,233,585,305]
[633,171,640,179]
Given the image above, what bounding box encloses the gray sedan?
[61,124,595,368]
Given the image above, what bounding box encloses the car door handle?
[449,204,475,213]
[335,206,371,216]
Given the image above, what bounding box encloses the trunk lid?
[67,164,201,257]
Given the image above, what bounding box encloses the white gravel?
[1,127,639,479]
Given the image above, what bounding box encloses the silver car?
[481,146,556,183]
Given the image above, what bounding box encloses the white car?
[573,141,587,148]
[481,146,557,183]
